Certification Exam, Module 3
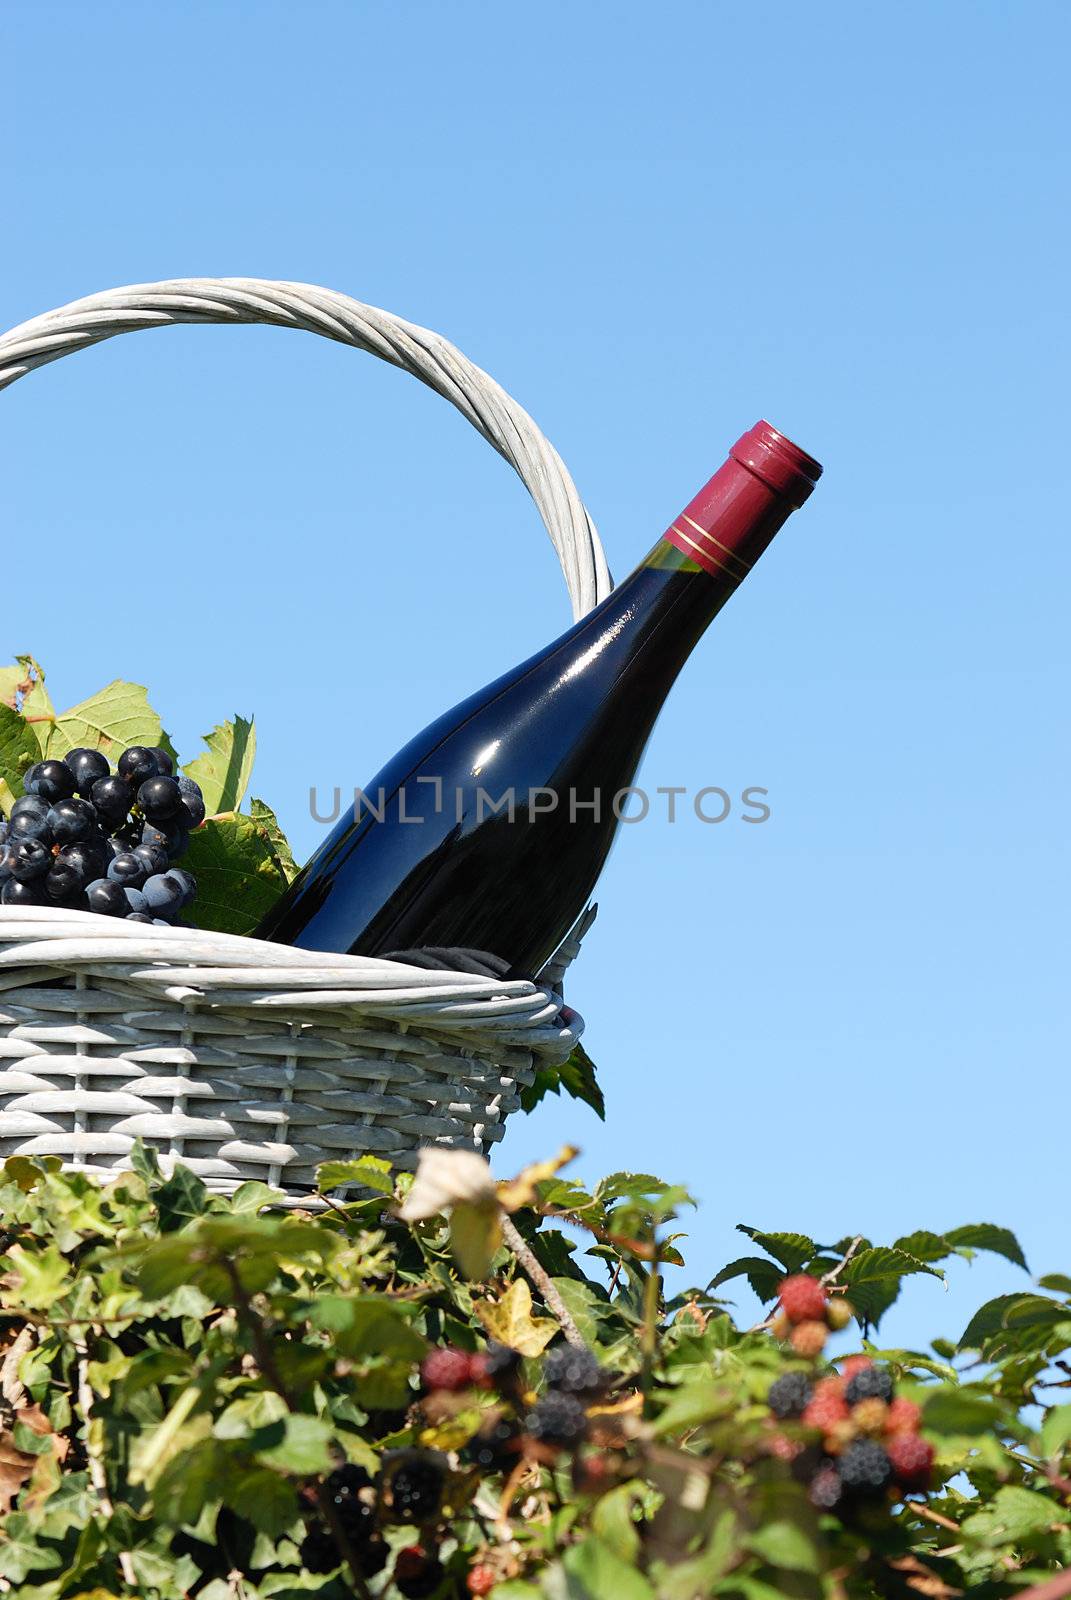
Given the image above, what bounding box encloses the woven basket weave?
[0,280,613,1197]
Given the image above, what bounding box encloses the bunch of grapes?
[0,747,204,925]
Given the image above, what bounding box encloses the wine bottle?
[256,421,822,977]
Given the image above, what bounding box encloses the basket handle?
[0,277,613,621]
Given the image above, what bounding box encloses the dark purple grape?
[133,842,168,876]
[167,869,197,907]
[137,776,181,822]
[57,840,105,880]
[122,887,149,916]
[47,798,96,845]
[65,748,111,796]
[1,879,47,907]
[107,852,148,888]
[141,817,189,861]
[91,776,134,824]
[85,878,128,917]
[178,790,206,827]
[118,746,164,787]
[45,856,89,901]
[142,873,185,918]
[148,747,174,776]
[125,911,154,923]
[9,797,53,843]
[24,760,76,804]
[8,837,53,883]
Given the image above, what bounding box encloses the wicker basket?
[0,280,613,1197]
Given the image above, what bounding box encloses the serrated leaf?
[44,679,163,761]
[959,1292,1067,1355]
[183,716,256,816]
[316,1157,394,1197]
[747,1518,820,1574]
[944,1223,1028,1270]
[474,1278,558,1356]
[652,1379,734,1436]
[736,1227,817,1273]
[1039,1405,1071,1459]
[0,704,40,803]
[922,1385,1005,1436]
[249,796,298,881]
[520,1043,605,1120]
[1038,1275,1071,1296]
[962,1483,1069,1543]
[893,1230,958,1264]
[183,812,291,935]
[842,1247,944,1322]
[250,1414,333,1475]
[708,1256,784,1303]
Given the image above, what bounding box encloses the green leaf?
[475,1278,559,1357]
[154,1164,210,1232]
[316,1157,395,1196]
[652,1379,734,1436]
[0,703,40,802]
[561,1536,656,1599]
[747,1519,820,1574]
[229,1180,283,1214]
[251,1414,334,1475]
[736,1227,817,1273]
[944,1223,1028,1270]
[841,1247,943,1327]
[183,716,257,816]
[1039,1405,1071,1459]
[223,1466,300,1537]
[548,1278,611,1348]
[893,1229,957,1264]
[249,796,298,881]
[1038,1275,1071,1296]
[44,678,164,761]
[183,812,292,936]
[922,1385,1005,1436]
[708,1256,784,1303]
[591,1483,645,1562]
[521,1043,605,1120]
[961,1484,1069,1544]
[308,1295,426,1361]
[959,1292,1067,1355]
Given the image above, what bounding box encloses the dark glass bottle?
[256,422,822,977]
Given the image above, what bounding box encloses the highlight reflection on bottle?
[256,422,822,978]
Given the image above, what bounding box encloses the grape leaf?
[183,812,291,936]
[0,704,39,806]
[44,679,163,761]
[183,716,256,816]
[249,796,298,881]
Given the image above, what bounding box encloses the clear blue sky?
[4,2,1068,1351]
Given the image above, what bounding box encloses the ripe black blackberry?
[467,1416,522,1474]
[844,1365,894,1407]
[543,1344,605,1397]
[480,1341,523,1387]
[381,1449,447,1523]
[326,1461,373,1501]
[837,1438,893,1496]
[299,1525,340,1575]
[393,1545,446,1599]
[526,1390,589,1449]
[767,1371,814,1419]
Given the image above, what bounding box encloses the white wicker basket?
[0,280,613,1197]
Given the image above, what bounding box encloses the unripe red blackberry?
[421,1346,475,1393]
[801,1390,849,1432]
[769,1309,792,1341]
[887,1433,935,1492]
[839,1354,873,1381]
[885,1397,923,1436]
[790,1319,829,1359]
[467,1565,497,1596]
[778,1274,828,1324]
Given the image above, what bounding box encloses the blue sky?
[4,1,1068,1351]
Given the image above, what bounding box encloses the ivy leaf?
[154,1165,210,1233]
[183,716,256,816]
[474,1278,559,1357]
[0,704,40,807]
[183,812,291,935]
[44,679,164,761]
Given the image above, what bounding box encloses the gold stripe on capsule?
[681,514,753,576]
[670,525,743,583]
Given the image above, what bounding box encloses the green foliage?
[0,1146,1065,1599]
